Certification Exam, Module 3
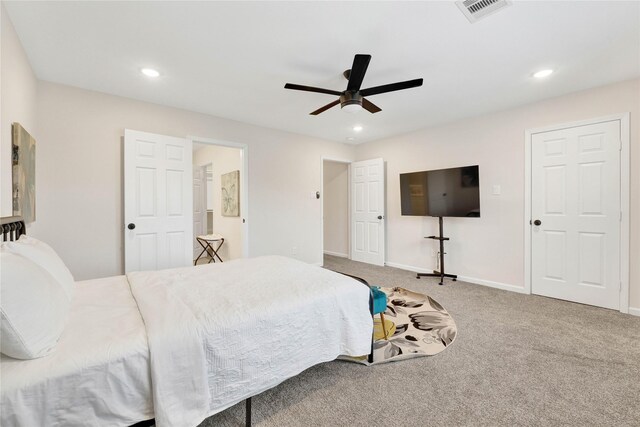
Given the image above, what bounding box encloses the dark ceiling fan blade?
[359,78,423,97]
[310,99,340,115]
[362,98,382,114]
[346,54,372,92]
[284,83,342,96]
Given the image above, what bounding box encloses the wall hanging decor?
[221,170,239,217]
[12,123,36,223]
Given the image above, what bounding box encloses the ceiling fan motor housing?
[340,91,363,109]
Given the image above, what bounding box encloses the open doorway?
[192,142,245,264]
[322,159,350,261]
[321,157,386,267]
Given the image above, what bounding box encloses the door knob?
[533,219,542,226]
[128,223,136,230]
[377,215,383,220]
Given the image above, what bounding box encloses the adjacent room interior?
[322,159,349,259]
[1,1,639,427]
[192,141,243,264]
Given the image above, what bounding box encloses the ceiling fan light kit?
[340,92,363,113]
[284,54,423,116]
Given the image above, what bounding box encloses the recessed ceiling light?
[353,125,363,132]
[533,69,553,79]
[141,68,160,78]
[346,137,355,141]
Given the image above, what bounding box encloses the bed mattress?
[128,255,373,427]
[0,275,153,427]
[1,256,372,427]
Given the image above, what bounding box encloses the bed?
[0,217,373,427]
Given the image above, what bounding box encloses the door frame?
[320,156,352,265]
[523,113,630,314]
[189,136,250,258]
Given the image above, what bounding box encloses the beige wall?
[1,4,38,217]
[3,7,638,311]
[193,144,242,261]
[323,160,349,257]
[1,10,356,278]
[355,78,640,310]
[31,81,354,280]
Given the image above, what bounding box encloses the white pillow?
[0,251,70,359]
[3,235,75,301]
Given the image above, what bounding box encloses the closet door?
[530,120,621,309]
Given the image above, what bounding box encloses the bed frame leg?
[246,397,252,427]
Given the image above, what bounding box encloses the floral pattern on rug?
[343,287,457,365]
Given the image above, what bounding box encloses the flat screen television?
[400,165,480,217]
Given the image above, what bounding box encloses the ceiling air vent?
[456,0,511,23]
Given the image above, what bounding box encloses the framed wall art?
[12,123,36,223]
[221,170,239,217]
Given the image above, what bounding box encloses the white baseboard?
[323,250,349,258]
[385,261,433,274]
[385,261,635,312]
[628,307,640,317]
[384,261,527,294]
[456,274,528,294]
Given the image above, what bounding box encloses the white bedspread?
[0,275,153,427]
[127,255,372,427]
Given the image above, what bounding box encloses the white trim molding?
[323,250,349,258]
[524,113,631,314]
[385,261,433,274]
[385,262,527,294]
[524,126,532,295]
[628,307,640,317]
[456,275,529,294]
[619,113,630,314]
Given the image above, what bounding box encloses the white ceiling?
[5,1,640,144]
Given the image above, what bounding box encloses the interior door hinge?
[619,140,622,151]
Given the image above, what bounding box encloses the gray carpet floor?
[199,255,640,427]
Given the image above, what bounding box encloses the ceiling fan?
[284,54,423,115]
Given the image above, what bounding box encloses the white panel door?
[193,167,206,258]
[124,129,193,272]
[351,158,385,266]
[531,120,620,309]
